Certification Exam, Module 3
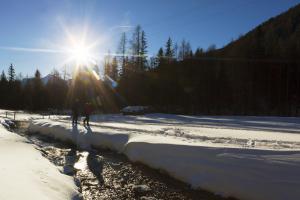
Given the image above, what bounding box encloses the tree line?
[0,63,120,113]
[0,64,68,111]
[104,22,300,116]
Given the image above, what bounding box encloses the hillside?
[218,3,300,60]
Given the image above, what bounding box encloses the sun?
[63,30,99,67]
[67,41,94,66]
[71,43,91,64]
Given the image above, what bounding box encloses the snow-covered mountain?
[21,74,71,86]
[41,74,54,85]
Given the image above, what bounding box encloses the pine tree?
[104,52,111,77]
[118,32,127,76]
[128,25,149,71]
[174,42,178,60]
[35,70,41,79]
[1,70,7,82]
[32,69,45,110]
[165,37,174,63]
[165,37,174,57]
[110,57,118,80]
[189,49,194,58]
[195,47,204,57]
[0,70,8,107]
[131,25,141,56]
[8,63,15,82]
[130,25,142,71]
[186,42,192,58]
[156,47,164,67]
[140,30,148,70]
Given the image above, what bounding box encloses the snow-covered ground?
[0,118,80,200]
[88,114,300,150]
[26,113,300,200]
[0,109,67,121]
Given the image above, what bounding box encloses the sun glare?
[67,40,95,66]
[63,25,101,67]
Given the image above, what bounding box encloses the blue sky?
[0,0,299,77]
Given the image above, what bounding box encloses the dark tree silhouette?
[8,64,15,82]
[165,37,174,63]
[110,57,118,80]
[118,32,127,77]
[140,30,148,70]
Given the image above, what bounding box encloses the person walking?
[72,99,80,125]
[83,102,93,126]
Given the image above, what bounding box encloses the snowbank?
[0,120,80,200]
[29,118,300,200]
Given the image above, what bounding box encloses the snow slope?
[29,115,300,200]
[0,119,80,200]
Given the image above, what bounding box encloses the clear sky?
[0,0,299,77]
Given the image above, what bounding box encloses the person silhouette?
[72,99,80,125]
[83,102,93,126]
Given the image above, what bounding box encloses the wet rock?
[132,184,151,194]
[3,119,16,129]
[85,179,98,186]
[38,148,48,155]
[43,146,55,152]
[65,155,76,165]
[75,193,83,200]
[140,196,157,200]
[74,177,81,187]
[63,165,75,175]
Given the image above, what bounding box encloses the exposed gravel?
[14,121,236,200]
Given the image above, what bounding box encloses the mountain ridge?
[217,3,300,60]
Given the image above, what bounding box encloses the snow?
[27,113,300,200]
[0,119,80,200]
[88,114,300,150]
[0,109,68,121]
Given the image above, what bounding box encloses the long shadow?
[71,124,79,143]
[88,114,300,134]
[84,125,105,184]
[59,114,300,136]
[87,150,104,184]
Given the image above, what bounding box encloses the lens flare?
[68,42,93,66]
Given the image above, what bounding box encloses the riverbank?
[0,118,80,200]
